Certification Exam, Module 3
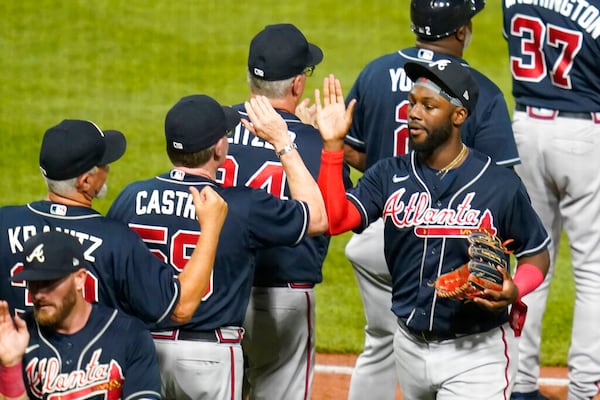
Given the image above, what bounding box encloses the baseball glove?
[431,231,510,300]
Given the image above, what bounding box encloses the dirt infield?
[312,353,596,400]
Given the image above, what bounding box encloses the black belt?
[515,103,598,120]
[151,328,243,343]
[397,319,465,343]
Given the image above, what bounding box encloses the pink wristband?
[513,263,544,300]
[0,362,26,398]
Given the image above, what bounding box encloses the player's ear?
[73,269,88,293]
[75,171,92,192]
[452,106,468,126]
[291,74,305,98]
[213,136,228,161]
[454,21,472,42]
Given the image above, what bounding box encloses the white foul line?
[314,364,569,387]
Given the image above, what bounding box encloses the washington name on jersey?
[504,0,600,39]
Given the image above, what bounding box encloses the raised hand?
[295,98,317,128]
[0,300,28,368]
[314,74,356,150]
[241,96,291,152]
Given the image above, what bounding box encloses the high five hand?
[314,74,356,150]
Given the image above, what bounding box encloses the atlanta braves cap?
[11,231,87,282]
[404,59,479,114]
[165,94,241,153]
[248,23,323,81]
[39,119,126,180]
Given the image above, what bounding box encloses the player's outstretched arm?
[314,75,362,234]
[241,96,328,236]
[0,301,29,400]
[170,186,227,323]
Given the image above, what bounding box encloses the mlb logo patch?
[50,204,67,216]
[170,169,185,181]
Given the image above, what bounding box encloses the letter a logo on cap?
[26,244,45,263]
[463,90,470,101]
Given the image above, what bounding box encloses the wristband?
[275,142,297,159]
[513,263,544,300]
[0,362,26,398]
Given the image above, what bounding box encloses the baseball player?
[0,119,226,327]
[503,3,600,400]
[222,23,348,400]
[343,1,521,398]
[107,94,327,399]
[306,66,550,399]
[0,231,161,399]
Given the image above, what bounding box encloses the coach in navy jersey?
[0,119,226,327]
[342,1,521,398]
[107,94,327,399]
[223,23,348,400]
[0,231,161,399]
[504,2,600,400]
[309,65,549,398]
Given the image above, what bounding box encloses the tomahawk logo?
[429,59,451,71]
[26,244,45,263]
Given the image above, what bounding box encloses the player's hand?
[472,267,519,311]
[314,74,356,151]
[295,98,317,127]
[241,96,291,152]
[0,300,29,367]
[190,186,228,234]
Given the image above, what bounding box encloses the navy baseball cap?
[248,23,323,81]
[404,59,479,114]
[39,119,126,180]
[11,231,87,282]
[165,94,241,153]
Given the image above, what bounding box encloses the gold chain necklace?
[436,144,467,179]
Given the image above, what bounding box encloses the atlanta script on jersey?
[22,304,160,399]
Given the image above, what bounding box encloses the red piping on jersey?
[318,149,362,234]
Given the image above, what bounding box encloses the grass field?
[0,1,575,365]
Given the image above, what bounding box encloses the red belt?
[151,328,243,343]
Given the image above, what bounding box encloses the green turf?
[0,1,575,364]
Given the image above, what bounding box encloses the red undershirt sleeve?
[318,149,363,235]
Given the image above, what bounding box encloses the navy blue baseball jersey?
[0,201,180,325]
[223,106,331,285]
[345,47,520,169]
[22,303,160,399]
[503,1,600,112]
[347,149,550,335]
[107,173,310,330]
